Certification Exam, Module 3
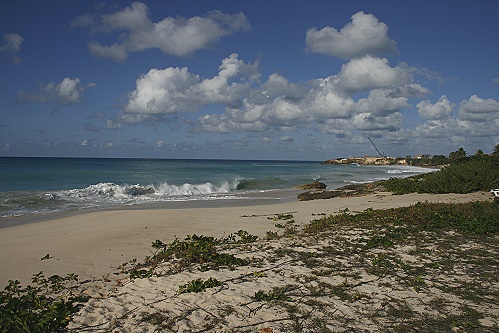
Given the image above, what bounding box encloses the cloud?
[413,95,499,144]
[279,135,294,142]
[458,95,499,122]
[116,52,495,151]
[493,78,499,83]
[459,95,499,113]
[0,33,23,52]
[197,106,269,133]
[0,33,23,63]
[357,89,411,117]
[17,78,96,105]
[190,54,421,134]
[318,111,402,135]
[417,95,456,120]
[304,79,355,119]
[72,2,250,61]
[351,112,402,132]
[336,56,412,93]
[306,11,398,59]
[124,53,258,115]
[416,116,499,146]
[261,137,272,143]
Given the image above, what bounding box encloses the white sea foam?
[0,180,246,218]
[386,166,438,174]
[61,181,239,203]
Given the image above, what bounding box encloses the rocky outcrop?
[297,190,344,201]
[297,182,386,201]
[295,181,327,190]
[125,185,155,196]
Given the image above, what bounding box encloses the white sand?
[2,190,497,332]
[0,190,491,285]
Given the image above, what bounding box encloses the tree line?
[405,144,499,167]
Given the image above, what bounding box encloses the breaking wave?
[0,180,246,218]
[62,181,238,202]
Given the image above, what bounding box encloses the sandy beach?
[1,190,497,332]
[0,190,491,285]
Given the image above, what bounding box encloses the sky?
[1,0,498,160]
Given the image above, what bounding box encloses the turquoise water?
[0,157,435,218]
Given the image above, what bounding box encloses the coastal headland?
[322,156,407,165]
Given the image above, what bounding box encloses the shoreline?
[0,190,492,286]
[0,163,438,223]
[0,188,302,229]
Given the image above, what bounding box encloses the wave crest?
[236,177,284,190]
[63,181,238,201]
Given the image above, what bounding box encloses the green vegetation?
[121,232,255,279]
[268,213,298,236]
[0,272,87,333]
[304,200,499,235]
[227,229,259,244]
[405,146,487,166]
[383,153,499,194]
[254,286,294,302]
[178,277,222,294]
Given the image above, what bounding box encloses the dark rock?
[297,181,386,201]
[297,190,344,201]
[296,181,328,190]
[126,186,155,196]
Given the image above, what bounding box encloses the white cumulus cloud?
[336,56,412,93]
[124,53,258,115]
[17,78,95,105]
[192,54,421,134]
[357,89,411,117]
[116,52,467,145]
[351,112,402,132]
[417,95,455,120]
[458,95,499,122]
[304,77,355,119]
[306,11,398,59]
[459,95,499,113]
[72,2,250,61]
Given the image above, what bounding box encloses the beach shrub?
[0,272,87,333]
[266,230,279,239]
[178,277,222,294]
[303,201,498,235]
[122,233,250,278]
[119,258,154,279]
[254,286,293,302]
[268,212,298,236]
[303,208,354,234]
[226,230,258,244]
[383,154,499,194]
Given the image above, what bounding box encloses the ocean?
[0,157,436,219]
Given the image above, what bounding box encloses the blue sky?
[1,0,498,160]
